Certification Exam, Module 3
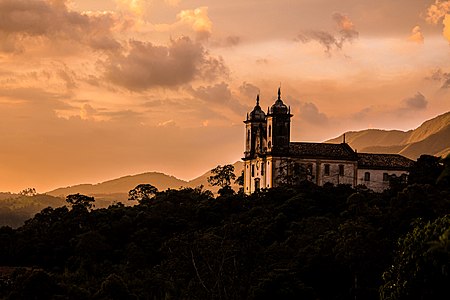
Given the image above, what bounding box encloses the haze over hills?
[47,161,244,202]
[326,111,450,159]
[2,113,447,228]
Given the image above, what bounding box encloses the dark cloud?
[298,102,329,125]
[351,107,373,121]
[428,69,450,89]
[403,92,428,110]
[103,37,229,90]
[296,12,358,54]
[239,81,260,99]
[188,82,246,114]
[212,35,241,48]
[224,35,241,47]
[0,0,122,53]
[190,82,232,102]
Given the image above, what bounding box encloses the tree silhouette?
[128,184,158,203]
[66,193,95,209]
[208,165,236,196]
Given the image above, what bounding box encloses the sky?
[0,0,450,192]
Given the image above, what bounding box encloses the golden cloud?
[426,0,450,24]
[116,0,145,16]
[408,25,424,43]
[444,14,450,42]
[177,7,212,40]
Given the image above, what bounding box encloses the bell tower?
[266,88,292,155]
[244,95,266,159]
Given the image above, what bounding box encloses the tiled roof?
[289,142,357,160]
[357,153,414,170]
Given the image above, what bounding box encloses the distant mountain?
[47,161,244,203]
[326,112,450,159]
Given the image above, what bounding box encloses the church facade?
[243,89,414,194]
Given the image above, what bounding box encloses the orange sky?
[0,0,450,192]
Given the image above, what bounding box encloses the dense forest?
[0,155,449,299]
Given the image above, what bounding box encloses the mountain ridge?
[327,111,450,159]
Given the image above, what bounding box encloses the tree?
[19,188,37,197]
[66,193,95,209]
[207,165,236,196]
[276,159,308,186]
[128,184,158,203]
[380,215,450,299]
[235,170,244,194]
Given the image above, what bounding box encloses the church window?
[364,172,370,181]
[268,141,271,149]
[261,163,265,176]
[268,125,271,137]
[324,164,330,176]
[339,165,344,176]
[251,165,255,177]
[383,173,389,182]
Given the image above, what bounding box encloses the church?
[243,88,414,194]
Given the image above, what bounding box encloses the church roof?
[357,153,414,170]
[289,142,357,160]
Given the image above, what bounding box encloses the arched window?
[268,141,271,149]
[364,172,370,181]
[268,125,272,137]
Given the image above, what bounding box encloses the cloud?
[116,0,146,16]
[176,7,213,41]
[188,82,247,114]
[425,0,450,42]
[0,0,122,53]
[157,119,176,127]
[426,0,450,24]
[332,12,359,41]
[80,103,96,120]
[298,102,329,125]
[444,14,450,42]
[408,25,424,43]
[403,92,428,110]
[428,69,450,88]
[212,35,241,48]
[238,82,260,99]
[296,12,358,53]
[103,37,228,91]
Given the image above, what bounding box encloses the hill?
[0,194,66,228]
[47,161,244,202]
[327,111,450,159]
[48,172,188,203]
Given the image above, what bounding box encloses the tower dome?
[269,87,288,114]
[248,94,266,121]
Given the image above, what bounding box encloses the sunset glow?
[0,0,449,192]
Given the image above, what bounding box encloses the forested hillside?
[0,156,449,299]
